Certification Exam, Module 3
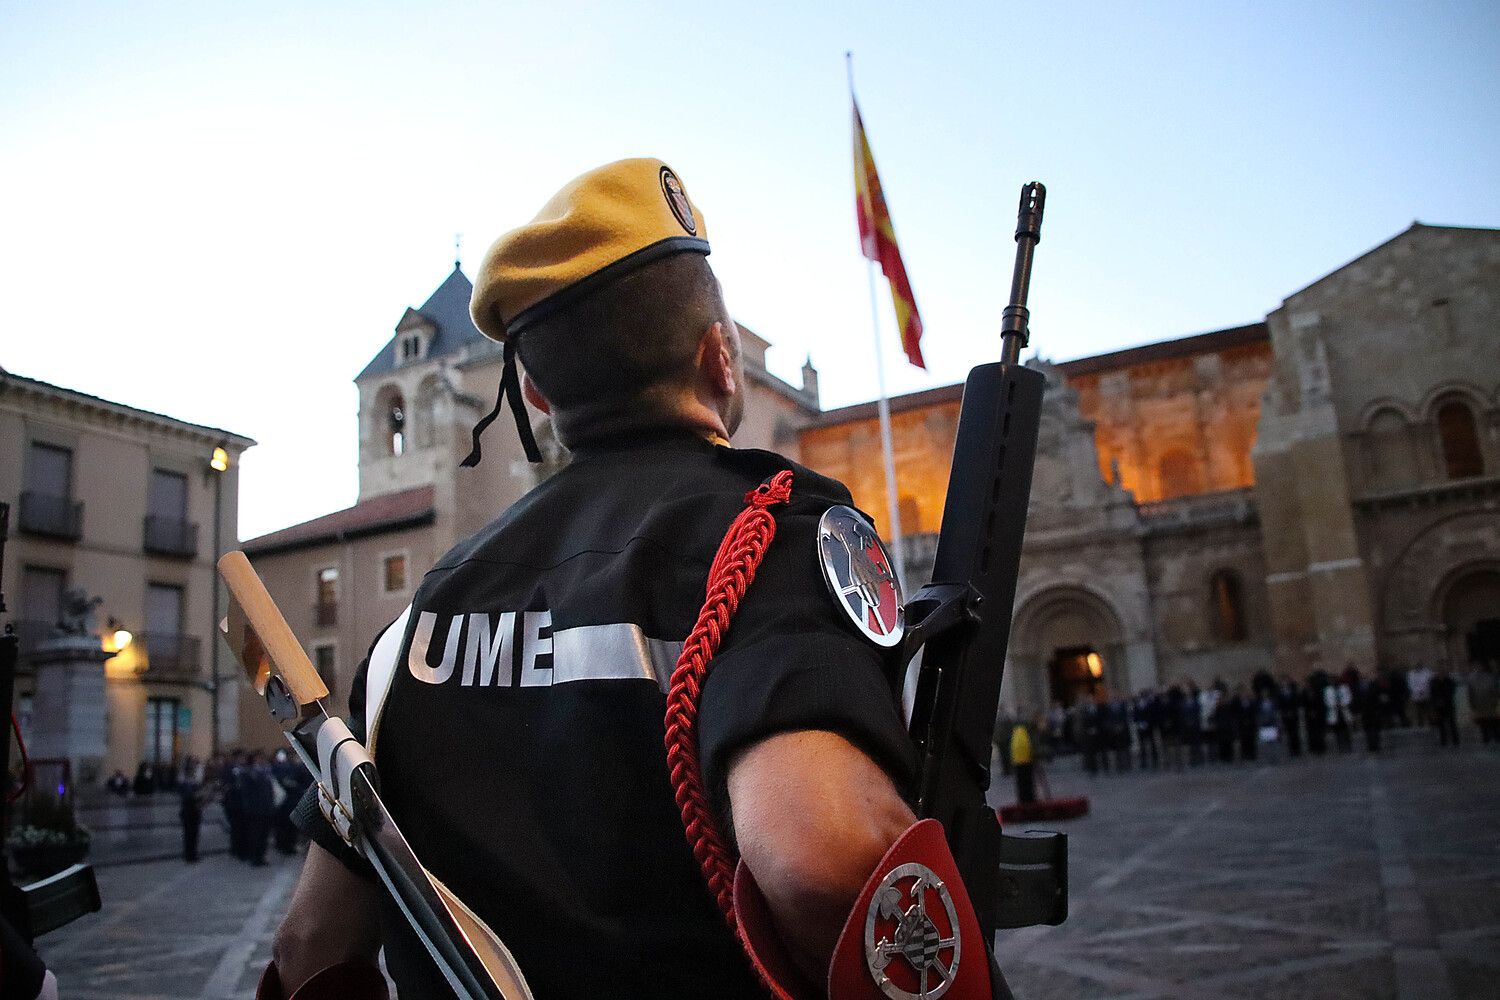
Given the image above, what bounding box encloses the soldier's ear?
[521,372,552,414]
[697,322,736,398]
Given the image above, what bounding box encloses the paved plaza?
[31,741,1500,999]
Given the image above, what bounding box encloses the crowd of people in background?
[103,748,313,864]
[1004,659,1500,781]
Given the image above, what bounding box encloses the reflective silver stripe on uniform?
[397,613,685,694]
[549,623,684,692]
[365,604,413,758]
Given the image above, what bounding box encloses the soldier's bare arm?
[728,728,916,986]
[272,843,383,994]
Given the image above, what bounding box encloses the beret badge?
[660,166,697,236]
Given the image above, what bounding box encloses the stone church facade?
[808,223,1499,718]
[242,223,1499,744]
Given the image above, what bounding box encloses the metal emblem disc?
[817,505,904,647]
[864,862,962,999]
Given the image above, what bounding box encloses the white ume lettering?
[404,611,683,690]
[409,610,552,687]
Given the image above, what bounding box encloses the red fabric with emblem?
[826,818,991,1000]
[256,960,389,1000]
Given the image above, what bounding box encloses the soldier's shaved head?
[517,252,743,447]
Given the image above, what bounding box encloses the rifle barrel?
[1000,182,1046,365]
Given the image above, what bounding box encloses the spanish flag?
[853,99,925,369]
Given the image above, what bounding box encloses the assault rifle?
[901,183,1068,941]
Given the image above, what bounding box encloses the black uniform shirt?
[295,431,916,999]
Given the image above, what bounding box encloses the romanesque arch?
[1008,585,1126,716]
[1435,564,1500,669]
[1378,511,1500,669]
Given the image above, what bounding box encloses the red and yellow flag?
[853,99,925,369]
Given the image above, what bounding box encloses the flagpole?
[866,260,908,592]
[848,51,908,592]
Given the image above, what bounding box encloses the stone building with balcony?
[0,369,254,778]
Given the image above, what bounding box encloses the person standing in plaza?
[1385,665,1411,729]
[270,748,306,856]
[1430,667,1462,746]
[1200,680,1222,762]
[178,757,206,863]
[1011,721,1037,804]
[1278,675,1303,757]
[1135,688,1161,770]
[1213,684,1237,763]
[220,750,247,860]
[1357,669,1384,753]
[1233,685,1258,763]
[1161,684,1186,772]
[1183,679,1205,765]
[1108,694,1133,772]
[1081,695,1106,775]
[1255,689,1283,764]
[1305,671,1330,754]
[1408,661,1435,728]
[1327,670,1354,752]
[1468,661,1499,743]
[241,751,276,866]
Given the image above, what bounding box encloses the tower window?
[1436,400,1483,480]
[388,396,406,456]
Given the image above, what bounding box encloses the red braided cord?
[664,469,794,938]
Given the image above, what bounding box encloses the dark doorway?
[1049,645,1104,707]
[1467,618,1500,667]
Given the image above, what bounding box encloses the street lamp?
[207,443,228,756]
[106,616,133,653]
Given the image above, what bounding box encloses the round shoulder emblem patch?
[659,166,697,236]
[865,862,962,999]
[817,505,904,647]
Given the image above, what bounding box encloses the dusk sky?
[3,1,1497,539]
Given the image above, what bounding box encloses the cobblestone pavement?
[994,741,1500,1000]
[32,741,1500,999]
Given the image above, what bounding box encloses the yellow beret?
[470,158,710,341]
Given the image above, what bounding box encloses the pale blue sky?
[3,1,1497,538]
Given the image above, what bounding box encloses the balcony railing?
[19,492,83,541]
[139,632,203,680]
[143,515,198,558]
[1138,487,1258,535]
[315,599,339,628]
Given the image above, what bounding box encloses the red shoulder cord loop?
[664,469,794,942]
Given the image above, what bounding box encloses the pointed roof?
[356,266,489,382]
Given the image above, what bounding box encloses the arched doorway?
[1011,586,1126,715]
[1441,567,1500,669]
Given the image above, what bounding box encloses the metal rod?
[866,259,909,592]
